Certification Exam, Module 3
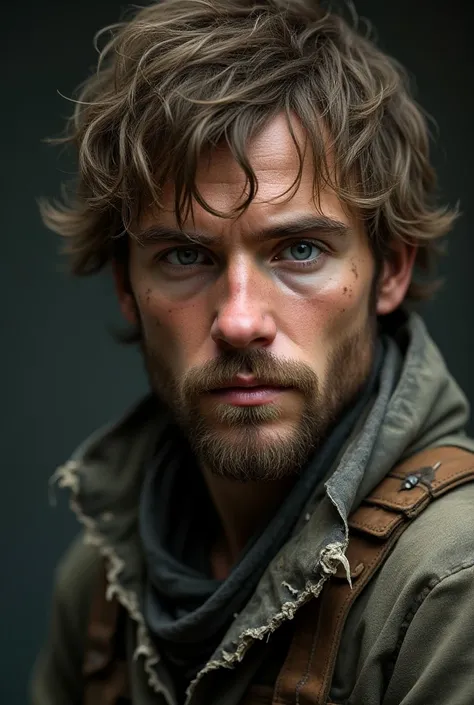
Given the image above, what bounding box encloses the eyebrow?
[135,214,350,247]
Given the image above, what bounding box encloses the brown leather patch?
[364,475,429,513]
[349,503,402,538]
[429,458,474,496]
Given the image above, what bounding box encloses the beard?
[141,316,376,483]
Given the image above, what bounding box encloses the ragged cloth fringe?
[51,460,352,705]
[185,540,350,700]
[51,461,171,703]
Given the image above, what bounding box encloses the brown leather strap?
[83,562,130,705]
[273,446,474,705]
[350,446,474,535]
[272,598,322,705]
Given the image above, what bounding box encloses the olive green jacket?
[31,314,474,705]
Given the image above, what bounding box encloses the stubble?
[142,319,375,482]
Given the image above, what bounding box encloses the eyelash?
[155,240,328,270]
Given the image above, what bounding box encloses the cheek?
[283,261,372,352]
[136,287,210,368]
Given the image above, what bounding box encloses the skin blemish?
[343,286,348,294]
[351,262,359,279]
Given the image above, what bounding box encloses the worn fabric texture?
[31,312,474,705]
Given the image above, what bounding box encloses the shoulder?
[346,480,474,645]
[334,483,474,696]
[30,535,104,704]
[379,488,474,703]
[56,532,102,589]
[354,480,474,645]
[336,484,474,705]
[54,533,103,625]
[384,481,474,587]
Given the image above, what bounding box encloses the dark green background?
[2,1,473,702]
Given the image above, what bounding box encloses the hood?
[53,312,474,703]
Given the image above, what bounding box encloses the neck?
[201,468,296,580]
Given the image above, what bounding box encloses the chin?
[211,429,283,457]
[190,417,316,482]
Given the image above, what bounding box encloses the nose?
[210,258,277,350]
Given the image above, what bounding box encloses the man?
[31,1,474,704]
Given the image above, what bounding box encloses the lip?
[208,381,289,406]
[211,376,280,390]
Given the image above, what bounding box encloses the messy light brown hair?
[42,0,457,301]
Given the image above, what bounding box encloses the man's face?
[120,114,379,481]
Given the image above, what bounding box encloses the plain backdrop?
[1,1,473,702]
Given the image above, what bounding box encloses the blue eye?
[280,241,322,262]
[162,247,206,266]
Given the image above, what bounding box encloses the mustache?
[178,349,319,399]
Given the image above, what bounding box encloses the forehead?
[141,112,351,235]
[194,113,313,204]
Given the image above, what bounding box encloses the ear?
[376,242,417,316]
[112,258,139,325]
